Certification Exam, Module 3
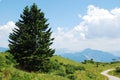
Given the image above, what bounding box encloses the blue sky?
[0,0,120,28]
[0,0,120,55]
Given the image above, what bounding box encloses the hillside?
[0,52,120,80]
[60,48,119,62]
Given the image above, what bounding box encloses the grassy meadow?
[0,52,120,80]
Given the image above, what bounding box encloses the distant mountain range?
[0,47,8,52]
[58,48,119,62]
[0,47,119,62]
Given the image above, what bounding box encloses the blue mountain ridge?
[0,47,8,52]
[58,48,119,62]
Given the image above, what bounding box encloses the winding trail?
[101,69,120,80]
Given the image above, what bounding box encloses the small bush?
[49,60,61,71]
[43,59,63,72]
[60,62,64,65]
[67,74,77,80]
[5,53,16,65]
[116,67,120,73]
[0,53,17,69]
[87,73,96,79]
[65,64,75,74]
[75,66,85,71]
[10,72,21,80]
[82,59,95,64]
[56,70,66,77]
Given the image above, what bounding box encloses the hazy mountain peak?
[83,48,93,52]
[59,48,119,62]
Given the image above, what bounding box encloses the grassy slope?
[0,52,120,80]
[0,53,68,80]
[52,55,120,80]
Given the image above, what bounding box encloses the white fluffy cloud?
[83,5,120,38]
[53,5,120,52]
[0,21,16,47]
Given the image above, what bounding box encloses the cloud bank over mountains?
[52,5,120,52]
[0,5,120,52]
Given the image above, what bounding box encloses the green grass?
[51,55,120,80]
[0,52,120,80]
[108,67,120,78]
[0,52,68,80]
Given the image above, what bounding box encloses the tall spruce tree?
[9,3,55,72]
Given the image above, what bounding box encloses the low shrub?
[49,60,61,71]
[56,70,66,77]
[116,67,120,73]
[75,66,85,71]
[10,72,20,80]
[5,53,17,66]
[67,74,77,80]
[87,73,96,79]
[65,64,75,74]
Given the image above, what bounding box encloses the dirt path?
[101,69,120,80]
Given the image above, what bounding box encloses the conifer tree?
[9,3,55,72]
